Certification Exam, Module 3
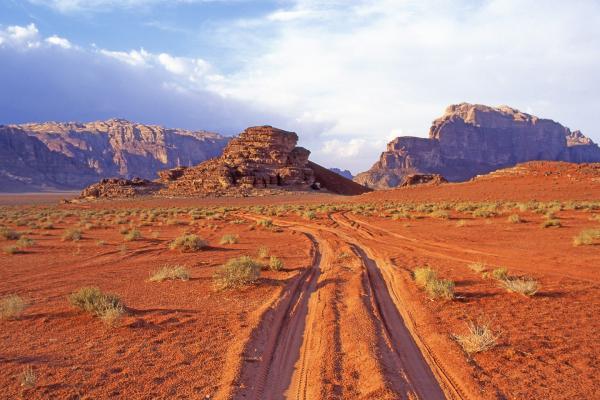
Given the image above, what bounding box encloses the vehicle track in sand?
[232,230,321,400]
[233,215,452,400]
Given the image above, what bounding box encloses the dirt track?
[231,216,449,400]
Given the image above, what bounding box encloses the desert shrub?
[573,229,600,246]
[3,245,23,255]
[541,219,561,228]
[256,219,273,228]
[21,366,37,389]
[213,256,261,289]
[303,211,316,220]
[453,321,499,355]
[492,267,508,280]
[62,229,82,241]
[149,265,190,282]
[123,229,142,241]
[467,262,486,273]
[413,267,454,299]
[429,210,450,219]
[507,214,522,224]
[455,219,468,227]
[169,234,207,251]
[69,287,124,325]
[413,267,437,287]
[257,246,269,259]
[219,234,239,245]
[269,256,284,271]
[500,277,540,296]
[0,228,21,240]
[0,294,28,319]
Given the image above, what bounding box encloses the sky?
[1,0,600,173]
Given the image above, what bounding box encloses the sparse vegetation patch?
[0,294,28,320]
[213,256,261,289]
[149,265,190,282]
[453,321,499,355]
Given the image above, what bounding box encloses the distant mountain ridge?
[0,119,229,192]
[328,168,353,180]
[354,103,600,189]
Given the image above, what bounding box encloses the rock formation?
[79,125,370,199]
[329,168,354,180]
[0,119,228,192]
[400,174,447,187]
[79,178,161,198]
[354,103,600,189]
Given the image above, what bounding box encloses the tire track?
[351,244,446,400]
[233,231,321,400]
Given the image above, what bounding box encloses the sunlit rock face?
[354,103,600,189]
[0,119,228,192]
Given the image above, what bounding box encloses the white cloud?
[0,23,40,48]
[27,0,223,13]
[99,48,151,66]
[45,35,72,49]
[213,0,600,170]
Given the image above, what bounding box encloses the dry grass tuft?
[541,219,561,228]
[21,366,37,389]
[500,277,540,296]
[492,267,508,280]
[62,229,82,241]
[268,256,284,271]
[68,287,124,325]
[413,267,455,300]
[467,262,486,273]
[123,229,142,241]
[257,246,269,259]
[453,321,499,355]
[213,256,261,290]
[507,214,522,223]
[169,234,207,251]
[573,229,600,246]
[0,294,28,319]
[219,234,239,245]
[149,265,190,282]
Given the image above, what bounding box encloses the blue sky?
[1,0,600,172]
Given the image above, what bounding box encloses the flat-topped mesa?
[354,103,600,189]
[157,126,315,196]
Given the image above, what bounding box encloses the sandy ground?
[1,161,599,399]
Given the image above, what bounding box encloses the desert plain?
[1,162,599,400]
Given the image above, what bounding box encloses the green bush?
[213,256,261,289]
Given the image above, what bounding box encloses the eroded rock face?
[400,174,447,187]
[157,126,316,196]
[80,178,161,199]
[0,119,228,192]
[354,103,600,189]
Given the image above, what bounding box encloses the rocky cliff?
[354,103,600,189]
[0,119,228,192]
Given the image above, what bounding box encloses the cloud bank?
[3,0,600,172]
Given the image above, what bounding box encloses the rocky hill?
[80,126,370,198]
[354,103,600,189]
[0,119,228,192]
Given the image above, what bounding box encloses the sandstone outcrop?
[79,125,370,198]
[400,174,447,187]
[354,103,600,189]
[79,178,161,199]
[0,119,228,192]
